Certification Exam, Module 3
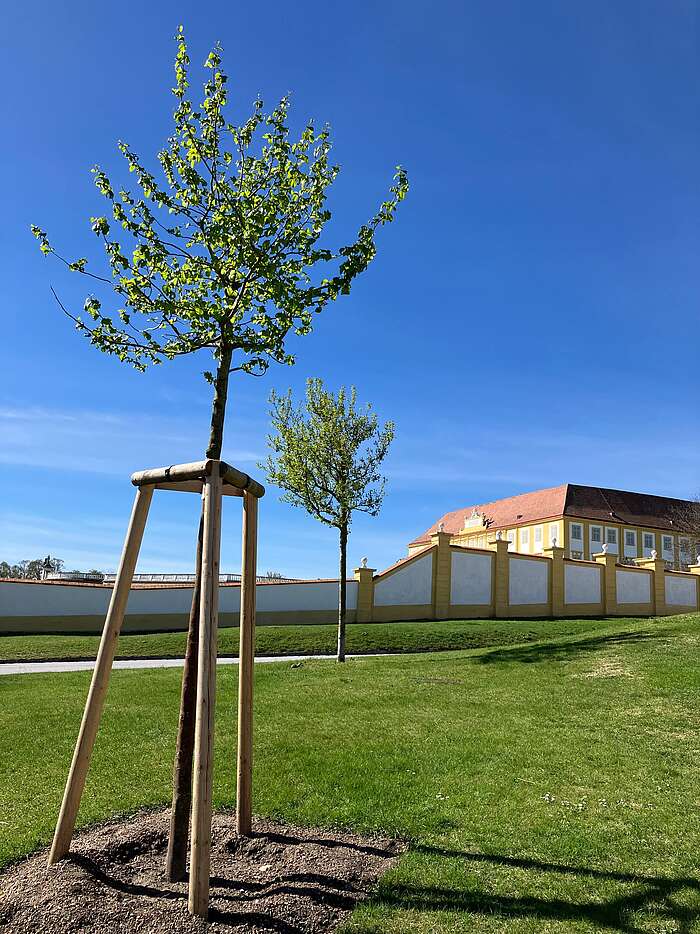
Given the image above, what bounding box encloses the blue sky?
[1,1,698,577]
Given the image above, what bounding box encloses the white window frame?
[569,522,583,543]
[642,531,655,557]
[662,534,674,559]
[520,527,530,553]
[506,529,515,551]
[623,529,637,558]
[534,525,543,550]
[605,526,619,554]
[549,523,559,546]
[590,525,603,554]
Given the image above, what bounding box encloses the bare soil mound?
[0,809,403,933]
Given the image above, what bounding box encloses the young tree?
[31,29,407,880]
[262,378,394,661]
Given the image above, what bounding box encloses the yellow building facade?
[409,484,697,570]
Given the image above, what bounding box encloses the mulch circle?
[0,808,404,933]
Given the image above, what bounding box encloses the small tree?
[262,378,394,661]
[31,28,407,881]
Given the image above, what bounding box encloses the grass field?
[2,613,698,932]
[0,615,652,662]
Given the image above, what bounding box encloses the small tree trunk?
[337,522,348,663]
[205,344,233,461]
[165,511,203,881]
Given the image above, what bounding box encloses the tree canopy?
[31,28,408,422]
[263,379,395,532]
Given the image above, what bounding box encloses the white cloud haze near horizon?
[1,403,697,578]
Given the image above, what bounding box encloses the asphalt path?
[0,653,389,676]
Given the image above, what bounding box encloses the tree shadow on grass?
[369,845,699,934]
[473,629,664,666]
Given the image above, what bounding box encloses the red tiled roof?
[410,484,568,545]
[410,484,694,545]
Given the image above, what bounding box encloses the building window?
[643,532,654,551]
[571,550,583,560]
[570,523,583,542]
[549,524,559,546]
[507,530,515,551]
[534,526,543,549]
[520,528,530,552]
[591,526,602,543]
[662,535,674,557]
[606,528,618,544]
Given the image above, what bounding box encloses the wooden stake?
[48,484,154,865]
[236,491,258,836]
[187,468,222,918]
[165,507,204,882]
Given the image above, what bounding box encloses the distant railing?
[102,572,301,584]
[45,571,300,584]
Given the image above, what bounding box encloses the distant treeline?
[0,557,103,580]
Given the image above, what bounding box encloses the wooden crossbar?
[131,460,265,499]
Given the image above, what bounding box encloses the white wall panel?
[450,552,492,605]
[665,576,697,607]
[0,578,357,619]
[256,580,357,611]
[509,557,548,605]
[374,553,433,606]
[616,569,651,605]
[0,582,111,617]
[564,563,601,605]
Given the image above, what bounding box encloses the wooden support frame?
[188,468,223,916]
[237,491,258,835]
[48,484,155,864]
[48,459,263,922]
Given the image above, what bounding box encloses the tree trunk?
[165,511,203,881]
[206,345,233,460]
[337,522,348,663]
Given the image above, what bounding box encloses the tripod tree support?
[47,459,264,922]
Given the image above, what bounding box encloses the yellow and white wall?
[1,533,698,635]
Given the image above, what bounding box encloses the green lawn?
[0,615,653,662]
[2,612,699,932]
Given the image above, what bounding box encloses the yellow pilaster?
[635,556,667,616]
[490,533,510,618]
[594,550,618,615]
[431,531,452,620]
[354,561,376,623]
[544,545,565,616]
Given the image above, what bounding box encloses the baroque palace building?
[409,484,698,570]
